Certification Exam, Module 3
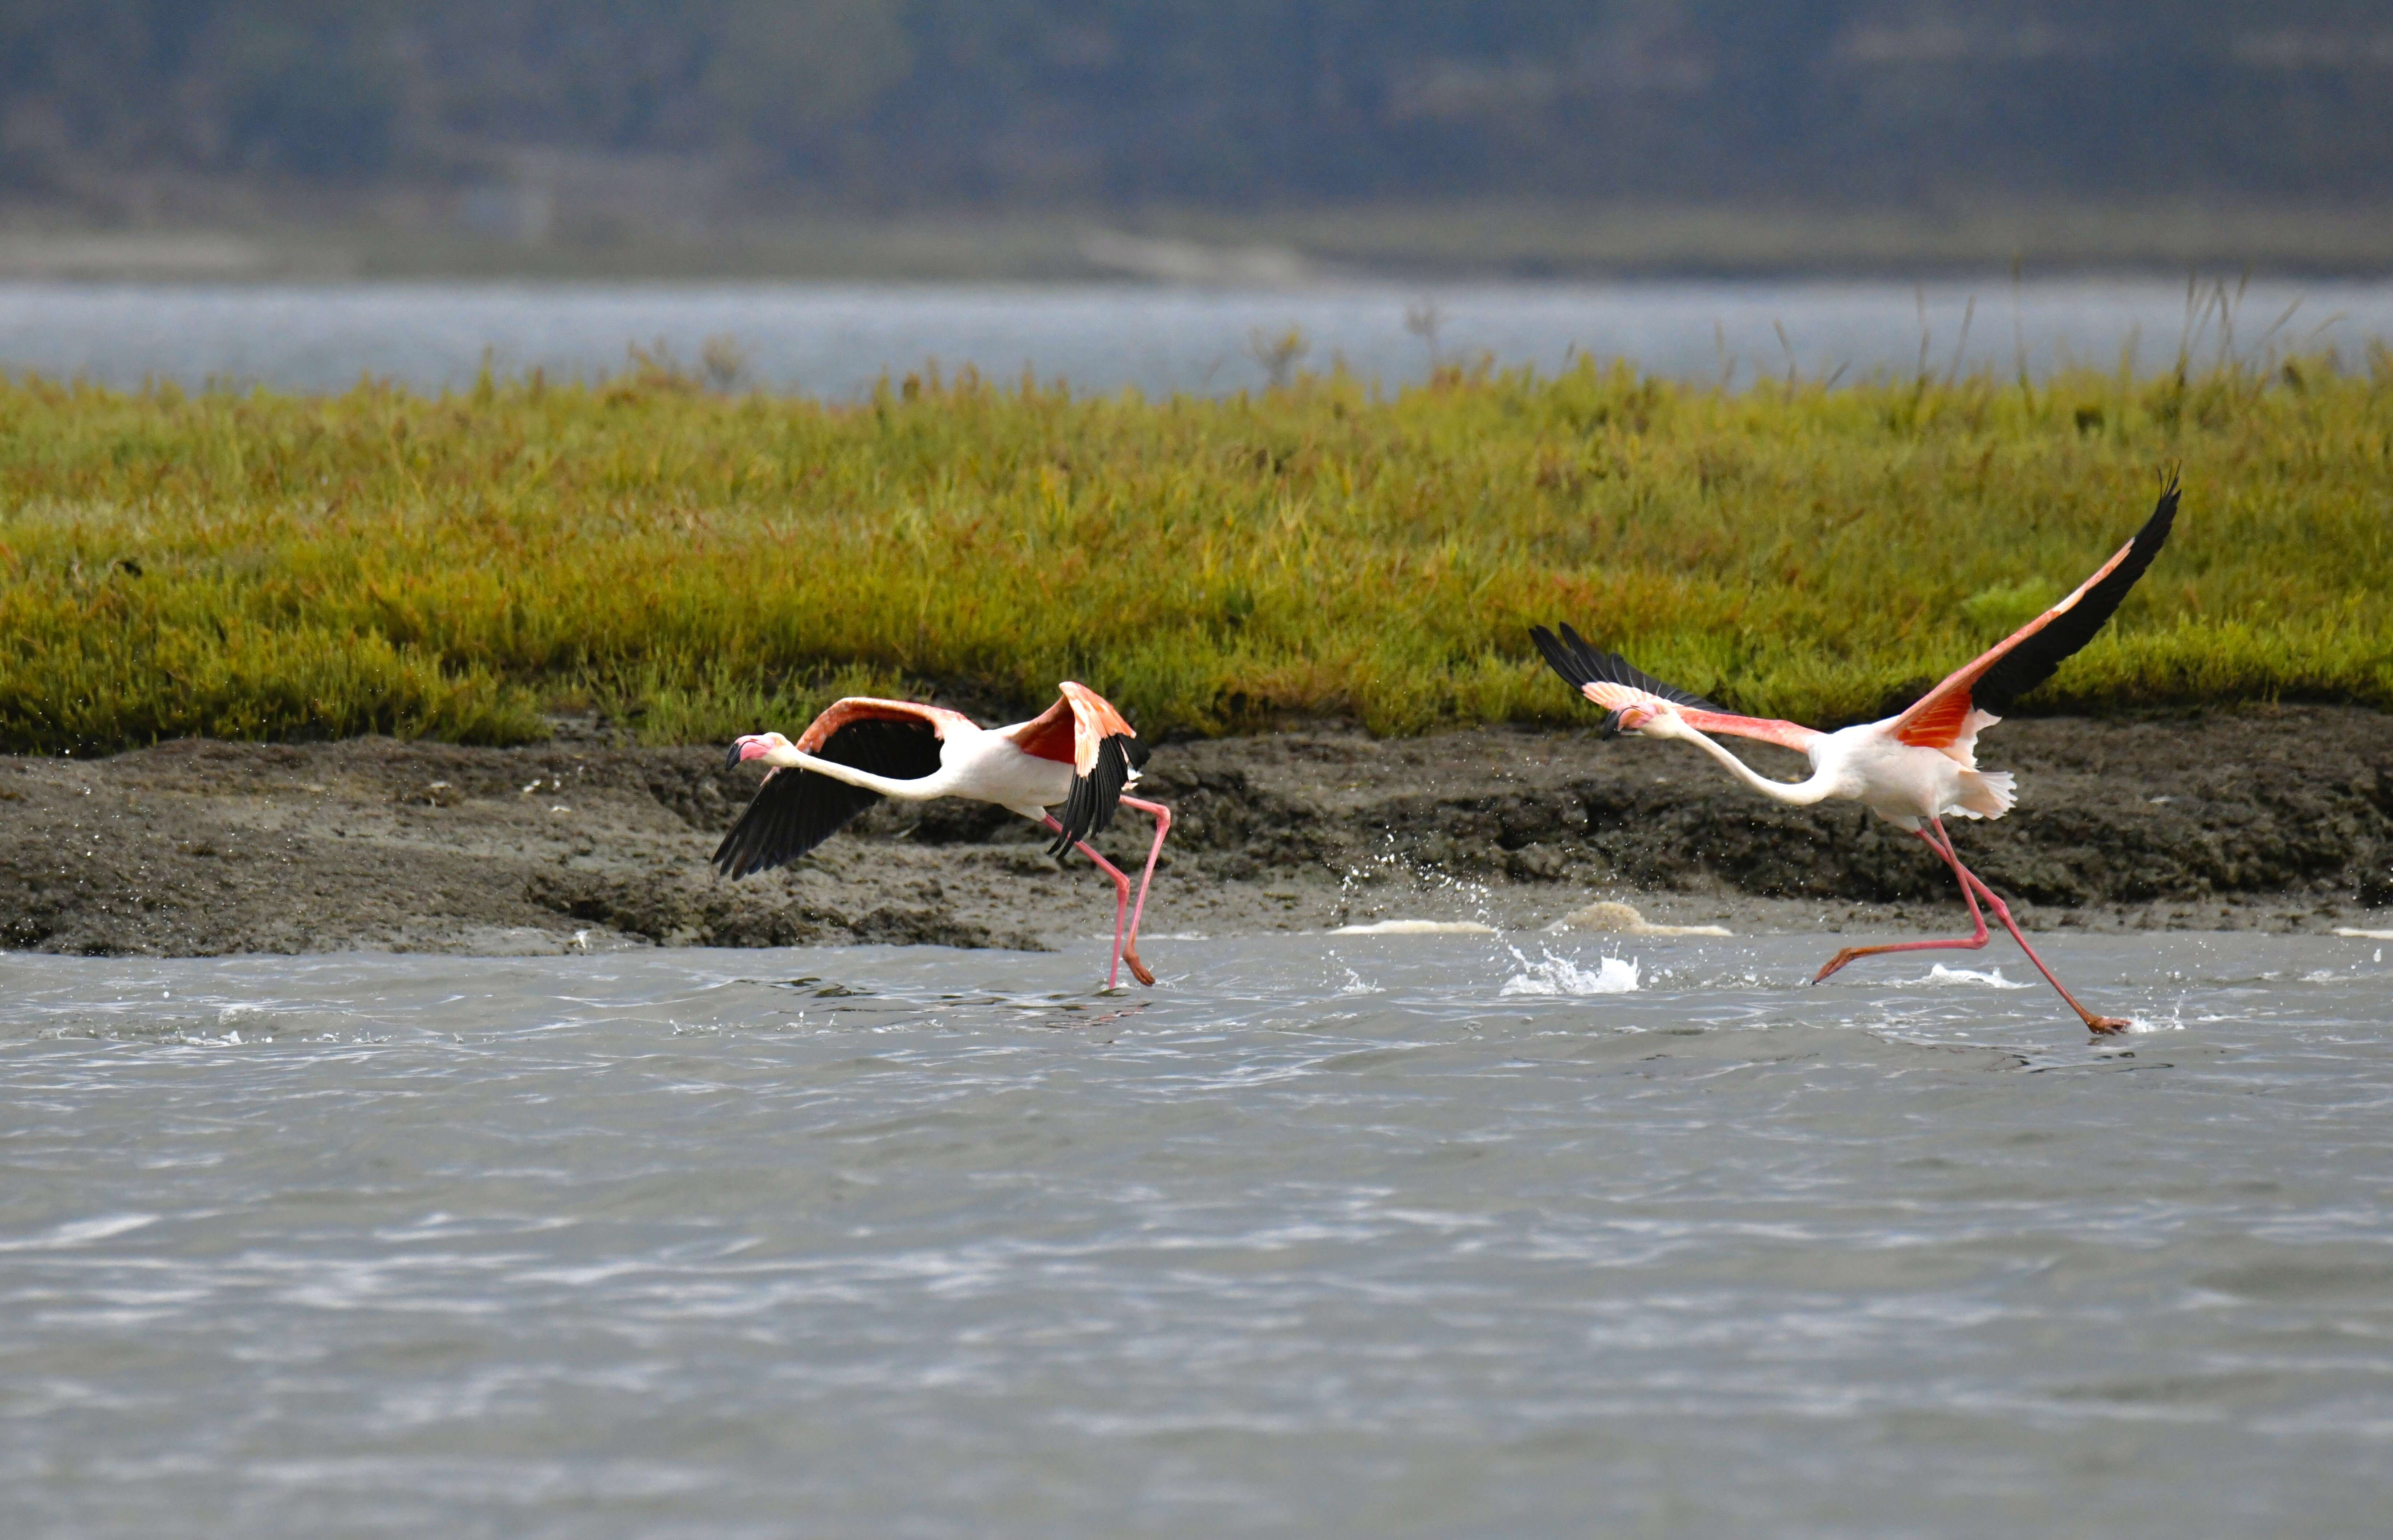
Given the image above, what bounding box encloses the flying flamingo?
[1532,478,2179,1035]
[716,682,1171,988]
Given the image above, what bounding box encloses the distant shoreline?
[7,201,2393,285]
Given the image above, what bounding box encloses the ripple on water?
[3,932,2392,1536]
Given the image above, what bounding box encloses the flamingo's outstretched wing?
[1004,682,1148,856]
[713,699,956,879]
[1531,623,1823,751]
[1892,477,2180,752]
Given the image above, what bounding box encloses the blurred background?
[2,0,2389,391]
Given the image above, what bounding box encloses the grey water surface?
[3,278,2390,398]
[5,930,2392,1537]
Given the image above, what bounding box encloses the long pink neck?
[1662,722,1843,806]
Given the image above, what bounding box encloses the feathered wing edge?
[1047,735,1143,856]
[1529,623,1724,716]
[712,714,947,879]
[1892,474,2181,750]
[1972,475,2181,714]
[792,696,975,752]
[711,766,880,880]
[1528,622,1829,752]
[1045,681,1149,857]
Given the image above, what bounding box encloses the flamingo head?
[724,731,792,769]
[1584,681,1681,740]
[1603,703,1670,738]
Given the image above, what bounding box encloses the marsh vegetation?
[2,350,2388,755]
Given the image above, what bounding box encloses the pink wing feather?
[1892,480,2179,751]
[1580,680,1822,753]
[794,696,974,751]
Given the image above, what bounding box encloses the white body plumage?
[1643,713,2016,827]
[755,720,1085,821]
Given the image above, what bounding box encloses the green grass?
[3,349,2390,755]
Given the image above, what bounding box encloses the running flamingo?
[716,683,1171,988]
[1533,478,2179,1034]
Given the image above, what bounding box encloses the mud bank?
[3,707,2389,958]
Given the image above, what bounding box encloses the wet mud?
[3,706,2389,956]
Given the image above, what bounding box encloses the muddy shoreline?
[4,707,2390,959]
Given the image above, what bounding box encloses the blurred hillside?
[3,1,2390,276]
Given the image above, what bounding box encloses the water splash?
[1333,966,1384,997]
[1335,836,1500,931]
[1905,964,2031,990]
[1330,919,1493,935]
[1499,950,1640,996]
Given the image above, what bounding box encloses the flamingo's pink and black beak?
[1606,704,1665,737]
[724,735,760,771]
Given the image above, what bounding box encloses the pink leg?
[1041,816,1151,989]
[1117,796,1173,981]
[1815,819,2130,1035]
[1931,829,2130,1035]
[1813,823,1992,983]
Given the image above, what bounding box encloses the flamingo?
[715,682,1171,988]
[1532,478,2180,1035]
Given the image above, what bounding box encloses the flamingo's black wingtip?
[1047,735,1136,858]
[1531,623,1722,715]
[1529,623,1593,690]
[2141,474,2182,546]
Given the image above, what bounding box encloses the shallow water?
[4,277,2389,397]
[5,931,2392,1536]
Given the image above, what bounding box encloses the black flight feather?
[1529,622,1723,735]
[712,717,944,879]
[1048,734,1136,858]
[1971,476,2180,717]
